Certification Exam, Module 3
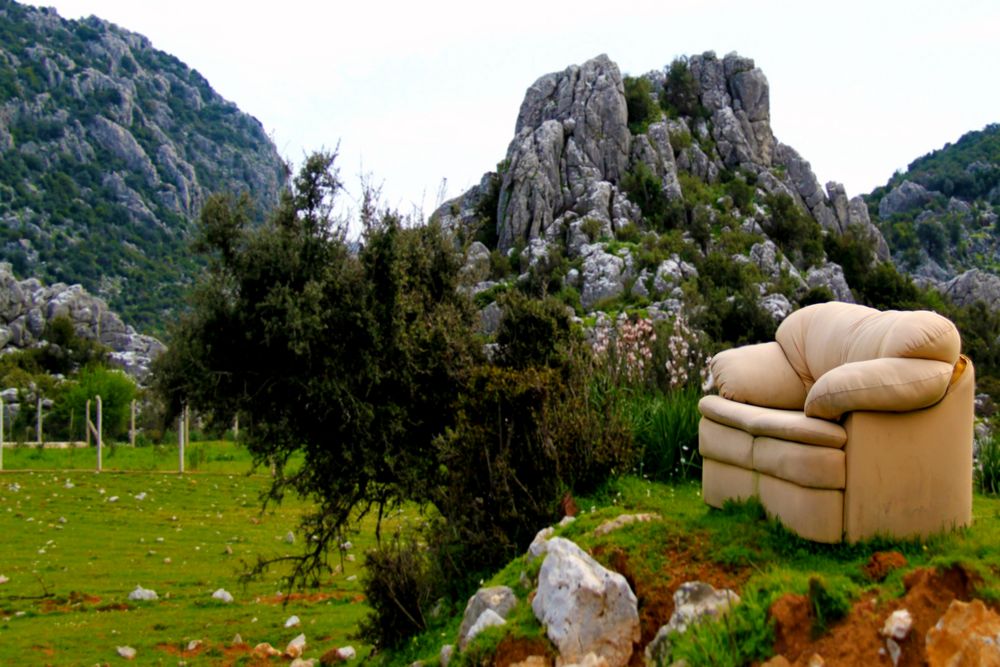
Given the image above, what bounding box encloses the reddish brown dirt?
[257,591,363,605]
[769,565,982,666]
[594,531,752,667]
[862,551,909,582]
[491,636,556,667]
[156,641,207,659]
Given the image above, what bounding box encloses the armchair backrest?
[775,302,961,391]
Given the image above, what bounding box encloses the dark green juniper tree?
[153,152,482,585]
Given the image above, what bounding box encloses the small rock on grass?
[286,633,307,658]
[253,642,282,658]
[212,588,234,603]
[0,575,8,585]
[186,639,202,651]
[127,585,158,601]
[116,646,137,660]
[284,614,301,628]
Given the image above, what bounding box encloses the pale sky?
[27,0,1000,218]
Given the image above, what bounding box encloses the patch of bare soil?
[862,551,908,582]
[491,636,556,667]
[770,564,981,666]
[257,591,363,605]
[594,531,752,666]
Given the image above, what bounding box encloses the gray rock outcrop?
[498,54,630,250]
[942,269,1000,310]
[531,537,639,667]
[457,586,517,650]
[806,263,855,303]
[645,582,740,665]
[0,263,163,379]
[580,244,626,309]
[878,180,937,219]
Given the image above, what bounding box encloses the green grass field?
[6,443,1000,666]
[0,442,392,666]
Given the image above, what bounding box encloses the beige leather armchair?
[698,302,974,543]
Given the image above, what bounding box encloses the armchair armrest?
[804,357,954,420]
[711,341,807,410]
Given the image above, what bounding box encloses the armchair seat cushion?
[753,437,845,490]
[698,395,847,448]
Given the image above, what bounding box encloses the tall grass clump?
[627,387,701,481]
[976,429,1000,495]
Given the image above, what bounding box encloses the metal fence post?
[96,395,102,472]
[178,406,185,474]
[129,399,136,447]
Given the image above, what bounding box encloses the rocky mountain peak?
[438,51,888,264]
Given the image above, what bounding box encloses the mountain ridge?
[0,0,286,333]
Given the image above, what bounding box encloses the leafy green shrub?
[432,357,634,597]
[616,222,642,243]
[580,217,604,242]
[473,172,502,249]
[669,127,693,152]
[489,248,511,280]
[660,57,707,120]
[763,193,824,268]
[621,162,685,232]
[798,286,835,307]
[50,366,137,440]
[624,75,659,135]
[494,292,573,370]
[358,535,436,649]
[724,174,755,212]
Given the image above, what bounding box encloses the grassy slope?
[0,442,393,665]
[395,477,1000,666]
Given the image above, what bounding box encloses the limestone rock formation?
[497,54,630,250]
[942,269,1000,310]
[440,52,887,271]
[878,180,936,219]
[531,537,639,667]
[457,586,518,650]
[925,599,1000,666]
[0,263,163,379]
[645,581,741,665]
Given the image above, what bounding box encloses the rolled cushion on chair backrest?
[775,302,961,392]
[803,357,955,420]
[710,342,808,409]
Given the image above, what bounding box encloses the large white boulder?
[531,537,639,667]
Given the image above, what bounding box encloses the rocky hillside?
[0,0,286,332]
[0,261,162,379]
[435,52,889,336]
[866,124,1000,310]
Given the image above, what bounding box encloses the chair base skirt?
[758,474,843,543]
[702,458,756,509]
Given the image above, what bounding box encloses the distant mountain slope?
[866,124,1000,292]
[0,0,286,332]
